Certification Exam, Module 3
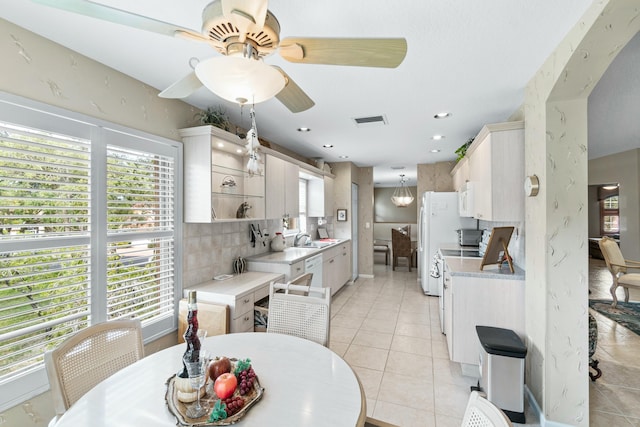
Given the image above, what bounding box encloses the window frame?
[600,195,619,236]
[0,93,183,411]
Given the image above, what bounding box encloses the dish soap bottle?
[271,232,286,252]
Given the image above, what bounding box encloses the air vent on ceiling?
[352,115,388,127]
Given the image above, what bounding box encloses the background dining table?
[52,332,365,426]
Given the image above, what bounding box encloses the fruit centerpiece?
[166,356,264,426]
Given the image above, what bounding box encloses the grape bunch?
[237,366,256,395]
[223,396,245,416]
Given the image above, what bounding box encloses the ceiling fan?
[33,0,408,113]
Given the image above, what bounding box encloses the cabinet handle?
[244,316,250,321]
[244,298,250,303]
[329,259,334,263]
[296,267,301,272]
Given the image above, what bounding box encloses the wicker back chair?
[391,227,414,271]
[45,319,144,424]
[462,391,513,427]
[267,282,331,346]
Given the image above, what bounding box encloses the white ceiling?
[2,0,638,187]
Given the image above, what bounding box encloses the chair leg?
[385,250,389,265]
[610,282,618,307]
[589,358,602,381]
[624,286,630,303]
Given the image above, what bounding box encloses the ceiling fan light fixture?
[391,174,414,207]
[195,56,285,104]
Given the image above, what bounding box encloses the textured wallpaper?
[524,0,640,425]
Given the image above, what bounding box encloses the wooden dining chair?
[391,227,415,271]
[45,319,144,426]
[267,282,331,346]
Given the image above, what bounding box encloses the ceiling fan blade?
[279,37,407,68]
[158,72,202,99]
[32,0,208,41]
[272,66,315,113]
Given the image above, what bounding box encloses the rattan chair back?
[461,391,513,427]
[45,319,144,419]
[267,282,331,346]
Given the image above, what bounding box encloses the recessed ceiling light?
[390,166,405,170]
[236,148,243,153]
[430,149,441,153]
[297,127,311,132]
[432,135,445,140]
[434,112,451,119]
[323,144,333,148]
[338,155,349,159]
[217,142,224,148]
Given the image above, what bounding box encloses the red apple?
[213,372,237,400]
[208,357,231,381]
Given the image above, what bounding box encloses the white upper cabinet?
[180,126,265,222]
[265,154,299,219]
[467,121,524,222]
[307,175,335,218]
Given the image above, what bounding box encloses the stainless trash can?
[476,325,527,423]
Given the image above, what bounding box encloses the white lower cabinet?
[444,271,524,366]
[323,241,351,295]
[184,272,284,333]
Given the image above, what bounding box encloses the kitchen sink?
[304,241,333,248]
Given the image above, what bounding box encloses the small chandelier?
[245,106,262,176]
[391,174,414,207]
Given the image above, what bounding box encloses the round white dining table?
[54,332,365,426]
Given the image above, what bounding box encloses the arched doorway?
[524,1,640,425]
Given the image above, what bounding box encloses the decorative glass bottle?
[179,290,201,378]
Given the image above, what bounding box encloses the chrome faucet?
[294,233,310,247]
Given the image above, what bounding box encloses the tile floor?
[328,263,539,427]
[588,258,640,426]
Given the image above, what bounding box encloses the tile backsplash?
[182,219,281,288]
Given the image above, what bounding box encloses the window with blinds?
[0,99,181,410]
[106,145,175,323]
[0,123,92,383]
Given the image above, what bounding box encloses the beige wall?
[589,149,640,260]
[523,1,640,424]
[358,167,374,276]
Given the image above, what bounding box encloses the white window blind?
[0,122,92,383]
[106,145,175,323]
[0,96,181,411]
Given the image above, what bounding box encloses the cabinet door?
[444,271,454,358]
[324,176,334,217]
[307,177,324,217]
[265,155,286,219]
[469,134,492,220]
[284,161,300,217]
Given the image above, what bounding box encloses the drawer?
[290,261,304,279]
[254,284,269,302]
[234,293,255,318]
[231,311,254,333]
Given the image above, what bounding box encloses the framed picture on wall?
[337,209,347,221]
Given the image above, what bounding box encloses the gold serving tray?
[166,359,264,426]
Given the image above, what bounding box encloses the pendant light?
[245,106,262,176]
[391,174,414,207]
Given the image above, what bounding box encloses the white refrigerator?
[418,192,476,295]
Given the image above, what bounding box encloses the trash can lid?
[476,326,527,358]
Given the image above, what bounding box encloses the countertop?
[185,271,285,297]
[246,239,350,265]
[443,256,525,280]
